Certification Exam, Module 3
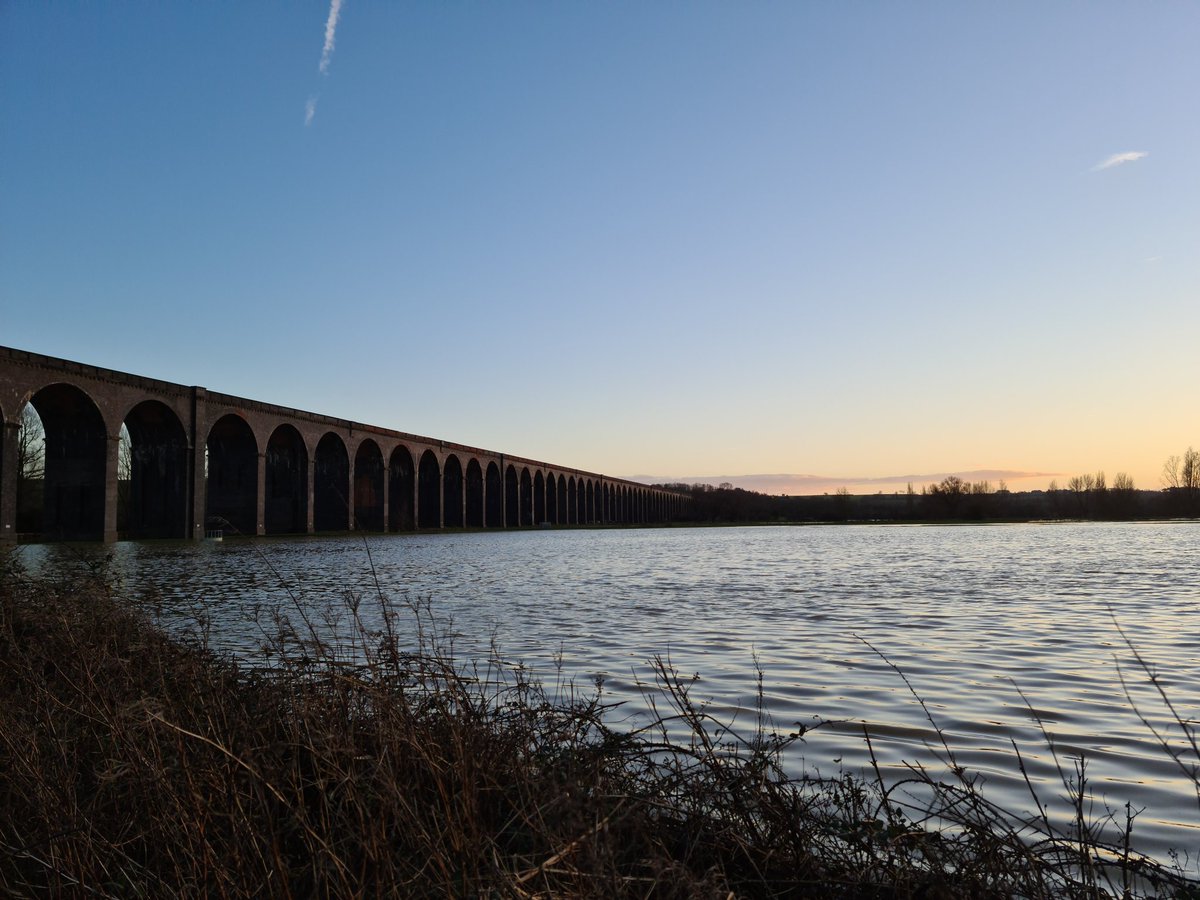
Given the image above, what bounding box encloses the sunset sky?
[2,3,1196,494]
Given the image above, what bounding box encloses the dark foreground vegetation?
[2,559,1198,898]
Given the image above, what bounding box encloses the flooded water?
[17,521,1200,866]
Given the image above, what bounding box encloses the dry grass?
[1,552,1197,898]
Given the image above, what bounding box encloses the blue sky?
[2,2,1197,493]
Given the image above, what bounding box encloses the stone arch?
[443,454,464,528]
[602,483,610,523]
[567,475,577,524]
[505,464,518,527]
[584,479,594,524]
[314,432,350,532]
[485,461,502,527]
[206,413,257,536]
[22,384,107,541]
[354,439,385,531]
[418,449,441,528]
[120,399,189,539]
[465,458,484,527]
[520,467,533,527]
[265,424,308,534]
[557,474,567,524]
[388,445,415,531]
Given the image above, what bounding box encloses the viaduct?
[0,346,688,544]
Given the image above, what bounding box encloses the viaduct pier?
[0,346,688,543]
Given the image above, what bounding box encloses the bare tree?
[118,423,133,482]
[1182,447,1200,492]
[1112,472,1135,492]
[1163,454,1182,488]
[17,405,44,481]
[1162,447,1199,514]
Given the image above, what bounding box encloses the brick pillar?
[103,432,120,543]
[347,450,356,531]
[306,457,316,533]
[0,421,18,544]
[380,457,390,532]
[189,387,207,540]
[411,470,419,531]
[255,452,267,535]
[499,457,506,528]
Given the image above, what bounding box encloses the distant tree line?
[657,447,1200,524]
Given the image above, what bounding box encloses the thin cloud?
[319,0,345,75]
[1092,151,1148,171]
[305,95,319,126]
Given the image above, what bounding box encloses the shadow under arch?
[484,461,501,527]
[354,439,385,532]
[443,454,464,528]
[388,445,414,531]
[534,471,545,525]
[418,450,440,528]
[545,472,558,525]
[121,399,189,539]
[206,413,257,536]
[465,458,483,527]
[520,467,533,527]
[265,424,308,534]
[314,432,349,532]
[505,464,518,527]
[22,384,107,541]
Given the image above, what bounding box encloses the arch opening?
[557,474,567,524]
[520,468,533,527]
[534,471,546,526]
[465,458,484,527]
[505,465,518,527]
[20,385,107,541]
[485,462,502,527]
[388,446,415,531]
[354,440,385,531]
[418,450,441,528]
[206,414,257,536]
[545,473,558,525]
[443,454,464,528]
[265,425,308,534]
[314,432,350,532]
[120,400,189,539]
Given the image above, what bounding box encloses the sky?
[2,2,1197,495]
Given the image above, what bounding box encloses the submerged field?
[2,552,1199,897]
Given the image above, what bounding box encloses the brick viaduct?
[0,346,688,544]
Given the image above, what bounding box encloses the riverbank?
[2,557,1197,897]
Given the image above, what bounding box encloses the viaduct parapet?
[0,346,688,543]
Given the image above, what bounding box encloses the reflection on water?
[17,522,1200,864]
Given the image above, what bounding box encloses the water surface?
[19,522,1200,865]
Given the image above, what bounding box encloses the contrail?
[319,0,345,75]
